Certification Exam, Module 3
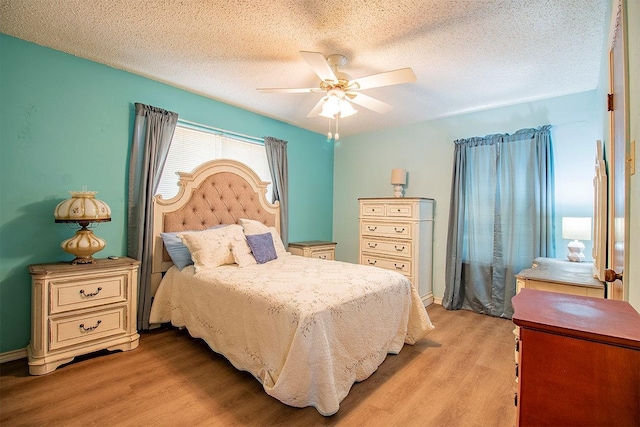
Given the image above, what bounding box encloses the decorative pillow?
[178,225,243,271]
[161,231,194,270]
[161,225,227,270]
[239,218,287,256]
[230,233,257,267]
[245,232,277,264]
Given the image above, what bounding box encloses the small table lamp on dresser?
[561,216,591,262]
[391,168,406,198]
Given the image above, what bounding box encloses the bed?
[148,159,434,415]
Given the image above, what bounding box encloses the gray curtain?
[264,136,289,246]
[443,125,555,318]
[128,103,178,330]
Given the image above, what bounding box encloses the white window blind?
[157,123,272,200]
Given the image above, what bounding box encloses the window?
[157,122,271,200]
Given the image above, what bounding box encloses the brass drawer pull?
[79,320,102,332]
[394,245,405,251]
[367,226,377,231]
[368,243,378,248]
[367,260,377,265]
[394,263,405,269]
[79,287,102,298]
[394,227,405,233]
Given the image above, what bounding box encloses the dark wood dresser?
[512,289,640,426]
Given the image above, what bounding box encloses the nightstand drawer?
[361,221,412,239]
[50,273,127,314]
[361,237,412,258]
[49,306,127,351]
[310,249,334,260]
[360,254,411,275]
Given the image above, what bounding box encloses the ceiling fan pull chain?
[335,114,340,140]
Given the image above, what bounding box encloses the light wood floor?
[0,305,516,427]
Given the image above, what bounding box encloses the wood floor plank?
[0,305,516,426]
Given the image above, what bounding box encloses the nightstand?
[515,257,604,298]
[288,241,337,260]
[28,257,140,375]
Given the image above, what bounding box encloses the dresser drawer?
[49,305,127,351]
[361,221,411,239]
[360,202,386,217]
[360,254,412,276]
[385,203,414,217]
[361,237,412,258]
[49,273,128,315]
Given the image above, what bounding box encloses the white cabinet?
[28,257,140,375]
[358,198,434,304]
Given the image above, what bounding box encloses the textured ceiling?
[0,0,608,137]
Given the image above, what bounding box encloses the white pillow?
[179,224,243,271]
[239,218,287,256]
[230,233,257,267]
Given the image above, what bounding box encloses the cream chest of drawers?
[28,257,140,375]
[358,198,434,304]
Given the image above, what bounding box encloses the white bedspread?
[149,255,434,415]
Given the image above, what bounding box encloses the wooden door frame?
[606,0,630,300]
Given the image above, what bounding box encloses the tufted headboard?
[150,159,280,294]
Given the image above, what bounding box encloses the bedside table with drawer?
[288,241,337,260]
[28,257,140,375]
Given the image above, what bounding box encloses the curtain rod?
[178,118,264,144]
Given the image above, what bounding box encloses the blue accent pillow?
[161,225,227,270]
[161,231,193,270]
[245,232,277,264]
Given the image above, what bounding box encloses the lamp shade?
[390,169,407,185]
[561,217,591,241]
[54,191,111,222]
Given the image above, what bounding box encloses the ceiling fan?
[257,51,417,124]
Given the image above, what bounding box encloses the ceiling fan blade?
[350,68,416,90]
[257,87,322,93]
[348,92,394,114]
[307,97,327,118]
[300,51,338,83]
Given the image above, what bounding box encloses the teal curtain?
[264,136,289,246]
[443,125,555,318]
[128,103,178,330]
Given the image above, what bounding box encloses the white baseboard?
[433,297,443,305]
[0,347,27,364]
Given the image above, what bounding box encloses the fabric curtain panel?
[443,125,555,318]
[128,103,178,330]
[264,136,289,246]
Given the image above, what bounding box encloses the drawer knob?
[319,255,327,259]
[367,260,377,265]
[79,287,102,298]
[368,243,378,248]
[367,226,377,231]
[394,227,405,233]
[79,320,102,332]
[394,263,405,269]
[394,245,405,251]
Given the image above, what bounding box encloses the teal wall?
[334,91,600,303]
[0,35,334,353]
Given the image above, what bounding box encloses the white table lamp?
[562,217,592,262]
[391,169,406,198]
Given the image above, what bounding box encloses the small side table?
[288,241,337,260]
[28,257,140,375]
